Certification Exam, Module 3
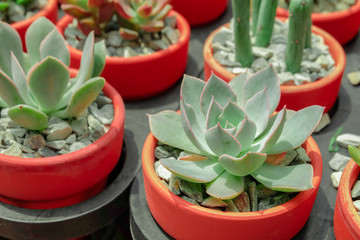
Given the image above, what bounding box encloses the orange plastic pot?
[56,11,190,101]
[334,160,360,239]
[11,0,58,50]
[0,70,125,209]
[170,0,228,26]
[203,20,346,113]
[276,0,360,45]
[142,133,323,240]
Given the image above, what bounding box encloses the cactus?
[149,65,324,199]
[305,0,313,48]
[251,0,261,36]
[232,0,253,67]
[285,0,312,73]
[0,17,106,130]
[254,0,278,47]
[0,0,34,11]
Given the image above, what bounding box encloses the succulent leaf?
[0,70,25,107]
[91,40,106,77]
[228,71,251,105]
[349,145,360,166]
[0,97,8,108]
[205,97,223,130]
[8,104,48,131]
[206,171,244,199]
[251,163,314,192]
[218,100,246,128]
[61,4,92,19]
[234,117,257,152]
[114,0,136,19]
[40,29,70,66]
[160,157,224,183]
[119,28,139,40]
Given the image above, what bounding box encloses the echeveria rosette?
[149,65,324,200]
[0,17,106,130]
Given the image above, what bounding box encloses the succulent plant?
[114,0,172,40]
[149,65,324,199]
[59,0,115,36]
[349,145,360,166]
[0,17,106,130]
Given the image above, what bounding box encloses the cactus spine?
[232,0,253,67]
[251,0,261,36]
[285,0,312,73]
[254,0,278,47]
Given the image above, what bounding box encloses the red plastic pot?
[276,0,360,45]
[203,20,346,113]
[56,11,190,101]
[142,134,323,240]
[0,70,125,209]
[170,0,228,26]
[11,0,58,50]
[334,160,360,239]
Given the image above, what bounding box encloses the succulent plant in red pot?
[57,0,190,100]
[0,17,125,209]
[143,65,324,240]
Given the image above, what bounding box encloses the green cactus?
[254,0,278,47]
[0,17,106,130]
[305,0,313,48]
[149,66,324,200]
[285,0,312,73]
[251,0,261,36]
[0,0,34,11]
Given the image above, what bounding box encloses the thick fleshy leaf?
[141,20,164,32]
[54,77,104,118]
[242,65,280,113]
[137,2,152,18]
[61,4,92,19]
[0,70,24,106]
[229,71,251,106]
[205,97,223,130]
[349,145,360,166]
[119,27,139,40]
[200,73,237,114]
[27,57,69,112]
[180,97,213,155]
[0,21,23,77]
[234,116,257,152]
[148,111,204,155]
[206,171,244,199]
[267,106,324,155]
[152,0,171,15]
[179,154,208,161]
[218,152,267,176]
[88,0,105,8]
[153,3,171,19]
[78,18,102,36]
[160,157,224,183]
[8,104,48,131]
[218,100,246,128]
[205,123,242,157]
[0,97,8,108]
[114,0,136,19]
[244,88,270,138]
[251,163,314,192]
[91,40,106,77]
[40,29,70,66]
[98,2,115,23]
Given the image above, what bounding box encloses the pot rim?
[142,133,322,219]
[56,10,191,65]
[0,70,125,167]
[203,17,346,94]
[10,0,58,29]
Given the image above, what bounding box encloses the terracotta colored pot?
[170,0,228,26]
[56,11,190,101]
[11,0,58,50]
[203,21,346,113]
[142,133,323,240]
[276,0,360,45]
[0,70,126,209]
[334,160,360,239]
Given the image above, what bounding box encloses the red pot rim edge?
[10,0,58,29]
[277,0,360,23]
[142,133,322,220]
[203,18,346,95]
[0,70,126,167]
[56,10,191,66]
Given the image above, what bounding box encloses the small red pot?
[334,160,360,239]
[276,0,360,45]
[56,11,190,101]
[11,0,58,50]
[170,0,228,26]
[0,70,125,209]
[142,134,323,240]
[203,21,346,113]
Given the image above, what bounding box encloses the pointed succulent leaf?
[88,0,106,8]
[349,145,360,166]
[244,88,270,138]
[25,17,56,64]
[205,123,242,157]
[114,0,136,19]
[160,157,224,183]
[137,2,152,18]
[119,27,139,40]
[91,40,106,77]
[0,70,25,106]
[152,2,172,19]
[218,100,246,127]
[98,2,115,23]
[234,116,257,152]
[242,65,280,113]
[141,20,164,32]
[206,171,245,199]
[0,97,8,108]
[218,152,267,177]
[179,154,208,161]
[61,4,92,19]
[148,111,204,155]
[8,104,48,131]
[0,21,24,77]
[266,106,324,155]
[27,57,69,113]
[205,97,223,130]
[251,163,314,192]
[54,77,105,119]
[152,0,171,15]
[78,18,102,36]
[200,73,237,113]
[229,71,251,106]
[40,29,70,66]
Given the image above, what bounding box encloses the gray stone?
[66,134,77,144]
[123,46,140,57]
[154,160,172,181]
[347,71,360,85]
[273,193,291,206]
[1,143,22,157]
[329,153,351,171]
[248,181,258,211]
[331,171,343,188]
[179,179,203,202]
[162,26,179,44]
[302,61,322,73]
[315,55,330,69]
[154,145,173,159]
[36,147,58,157]
[351,180,360,198]
[149,40,169,51]
[251,57,268,72]
[270,35,287,44]
[87,114,102,130]
[212,27,233,45]
[107,31,123,47]
[2,131,15,145]
[95,95,112,108]
[24,134,46,150]
[181,196,200,205]
[1,108,7,118]
[0,118,20,128]
[295,147,312,163]
[19,144,34,154]
[258,197,276,211]
[212,42,231,53]
[57,149,70,155]
[8,128,27,138]
[69,142,87,152]
[277,72,295,85]
[257,184,278,199]
[294,72,312,85]
[252,46,274,59]
[169,174,181,195]
[164,16,177,28]
[80,139,92,146]
[8,3,25,17]
[354,200,360,211]
[89,103,114,125]
[201,196,228,208]
[22,153,35,158]
[47,122,72,141]
[279,149,298,166]
[46,140,67,150]
[336,133,360,148]
[232,67,248,75]
[314,113,331,133]
[71,118,88,136]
